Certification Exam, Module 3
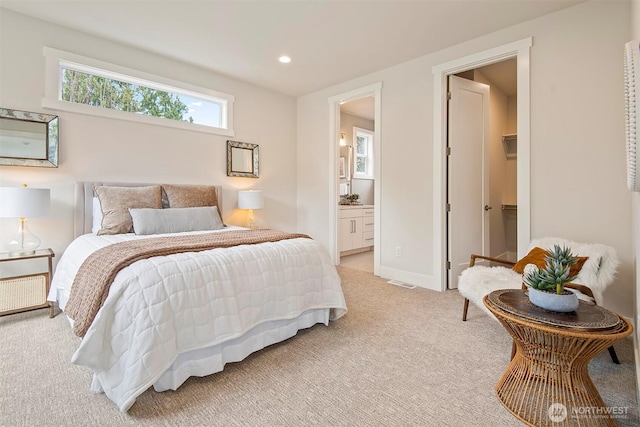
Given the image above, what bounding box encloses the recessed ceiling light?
[278,55,291,64]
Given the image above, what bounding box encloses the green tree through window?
[61,69,192,122]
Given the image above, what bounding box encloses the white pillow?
[92,197,103,234]
[129,206,224,235]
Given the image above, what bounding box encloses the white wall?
[297,0,634,317]
[0,10,298,271]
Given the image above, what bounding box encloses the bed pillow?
[129,206,224,235]
[162,184,218,207]
[94,185,162,235]
[512,246,588,278]
[162,184,223,223]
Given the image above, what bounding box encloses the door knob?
[484,205,493,211]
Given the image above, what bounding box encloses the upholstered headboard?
[74,182,222,238]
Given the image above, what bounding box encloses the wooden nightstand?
[0,248,55,317]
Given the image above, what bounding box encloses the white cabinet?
[362,208,374,247]
[339,206,374,253]
[339,207,363,252]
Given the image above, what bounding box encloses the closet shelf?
[501,204,517,211]
[502,134,517,159]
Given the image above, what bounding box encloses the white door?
[447,75,490,289]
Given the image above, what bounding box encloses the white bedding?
[48,227,347,412]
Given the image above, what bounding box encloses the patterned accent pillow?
[94,185,162,235]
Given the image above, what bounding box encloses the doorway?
[328,82,382,276]
[432,38,532,292]
[338,97,376,273]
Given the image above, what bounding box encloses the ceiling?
[341,97,375,121]
[477,58,518,96]
[0,0,583,97]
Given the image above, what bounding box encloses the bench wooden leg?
[462,298,469,321]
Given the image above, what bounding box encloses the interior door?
[447,75,490,289]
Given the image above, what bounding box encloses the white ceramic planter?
[528,287,579,313]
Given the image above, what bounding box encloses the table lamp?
[0,184,50,255]
[238,190,263,229]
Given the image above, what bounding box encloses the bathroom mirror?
[0,108,59,168]
[227,140,259,178]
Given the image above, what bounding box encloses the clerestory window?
[43,47,234,136]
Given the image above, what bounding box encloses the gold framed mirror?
[0,108,59,168]
[227,140,259,178]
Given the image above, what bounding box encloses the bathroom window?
[353,127,374,179]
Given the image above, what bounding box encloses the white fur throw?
[458,237,620,319]
[459,266,521,317]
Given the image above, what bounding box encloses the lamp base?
[246,209,256,229]
[4,218,40,256]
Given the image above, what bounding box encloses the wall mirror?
[227,140,259,178]
[0,108,59,168]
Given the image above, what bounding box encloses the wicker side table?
[484,289,632,427]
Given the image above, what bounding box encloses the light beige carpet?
[1,266,637,426]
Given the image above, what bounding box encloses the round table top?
[485,289,622,331]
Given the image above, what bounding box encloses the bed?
[48,182,347,412]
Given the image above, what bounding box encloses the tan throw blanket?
[65,229,310,337]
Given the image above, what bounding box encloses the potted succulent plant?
[345,193,360,204]
[522,244,580,312]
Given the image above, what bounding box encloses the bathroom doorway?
[338,97,375,273]
[328,82,382,276]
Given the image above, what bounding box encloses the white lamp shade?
[238,190,264,210]
[0,187,51,218]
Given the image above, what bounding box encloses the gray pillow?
[129,206,224,235]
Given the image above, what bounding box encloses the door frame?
[328,82,382,275]
[432,37,532,292]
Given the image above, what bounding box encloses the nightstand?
[0,248,55,317]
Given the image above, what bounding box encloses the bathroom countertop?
[339,204,374,209]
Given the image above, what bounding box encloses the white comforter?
[49,227,347,412]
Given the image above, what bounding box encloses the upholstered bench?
[458,237,619,319]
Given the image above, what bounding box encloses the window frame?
[353,126,374,179]
[43,47,235,137]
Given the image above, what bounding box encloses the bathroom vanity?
[339,205,374,254]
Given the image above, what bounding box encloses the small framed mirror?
[227,140,259,178]
[0,108,59,168]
